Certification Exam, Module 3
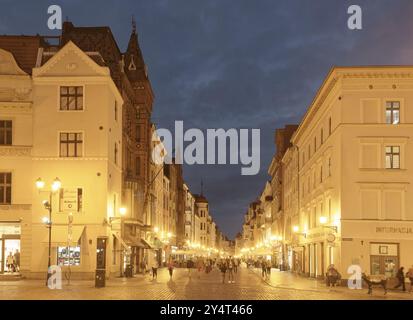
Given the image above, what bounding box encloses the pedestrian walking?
[394,267,406,291]
[266,260,271,279]
[6,252,14,273]
[168,258,174,280]
[261,260,267,279]
[233,258,238,274]
[228,258,235,283]
[152,258,159,280]
[187,259,194,278]
[14,249,20,273]
[407,265,413,293]
[197,258,204,279]
[219,259,227,284]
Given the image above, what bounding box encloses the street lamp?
[292,226,307,238]
[109,207,127,223]
[319,216,338,233]
[36,177,61,286]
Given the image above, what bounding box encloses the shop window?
[57,246,81,266]
[370,243,399,278]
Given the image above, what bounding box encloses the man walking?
[228,258,235,283]
[394,266,406,291]
[14,250,20,273]
[407,265,413,293]
[152,257,159,280]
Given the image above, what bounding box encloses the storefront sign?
[376,227,413,234]
[59,188,82,212]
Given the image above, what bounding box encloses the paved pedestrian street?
[1,267,412,300]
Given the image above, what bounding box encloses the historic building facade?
[0,37,124,279]
[240,66,413,282]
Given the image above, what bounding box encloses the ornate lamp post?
[36,177,61,286]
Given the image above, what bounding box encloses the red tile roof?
[0,35,44,74]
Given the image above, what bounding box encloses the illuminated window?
[386,101,400,125]
[0,172,11,204]
[385,146,400,169]
[0,120,12,145]
[60,86,83,111]
[60,133,83,157]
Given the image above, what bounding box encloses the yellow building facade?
[0,41,124,279]
[291,66,413,280]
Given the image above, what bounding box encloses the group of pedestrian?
[6,250,20,273]
[218,257,240,284]
[261,259,272,280]
[394,265,413,292]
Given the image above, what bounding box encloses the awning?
[112,231,131,253]
[42,226,84,245]
[125,237,153,249]
[137,239,152,249]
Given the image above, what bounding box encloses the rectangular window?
[114,101,118,122]
[328,157,332,177]
[60,86,83,111]
[320,165,323,183]
[328,117,332,135]
[136,157,141,176]
[0,120,12,145]
[0,172,11,204]
[114,143,118,165]
[60,133,83,157]
[57,246,81,266]
[386,101,400,125]
[320,128,324,145]
[314,136,317,153]
[385,146,400,169]
[136,125,141,142]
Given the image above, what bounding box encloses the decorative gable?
[32,41,110,77]
[0,48,27,76]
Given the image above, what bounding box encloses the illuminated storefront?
[0,223,21,273]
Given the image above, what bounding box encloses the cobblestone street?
[1,267,412,300]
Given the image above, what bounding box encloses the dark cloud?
[3,0,413,238]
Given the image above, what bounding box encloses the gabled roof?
[0,35,44,74]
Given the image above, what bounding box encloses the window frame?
[59,131,84,158]
[0,172,12,204]
[0,120,12,146]
[385,101,400,125]
[58,85,85,112]
[385,145,401,169]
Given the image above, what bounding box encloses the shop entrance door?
[1,236,20,273]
